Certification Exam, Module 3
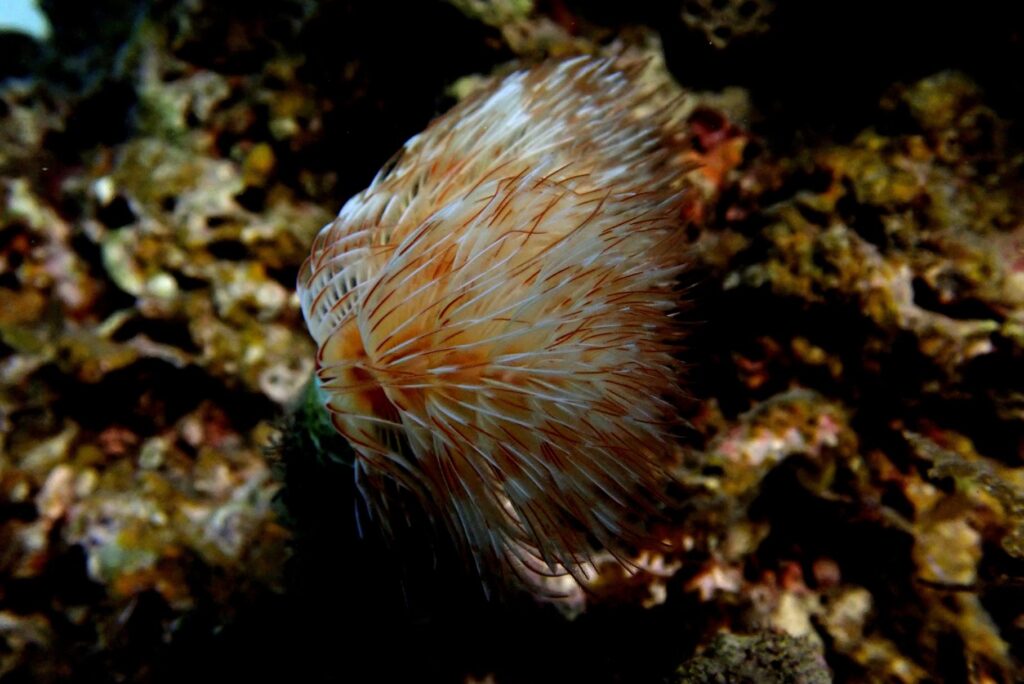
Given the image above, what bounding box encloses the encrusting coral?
[298,56,692,589]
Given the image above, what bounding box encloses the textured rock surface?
[0,1,1022,682]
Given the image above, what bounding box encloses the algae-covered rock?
[674,631,831,684]
[2,0,1023,682]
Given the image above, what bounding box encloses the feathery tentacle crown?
[298,56,690,590]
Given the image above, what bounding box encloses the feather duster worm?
[298,56,691,590]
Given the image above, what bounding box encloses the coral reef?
[0,0,1022,682]
[679,0,775,49]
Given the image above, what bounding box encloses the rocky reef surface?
[0,1,1022,682]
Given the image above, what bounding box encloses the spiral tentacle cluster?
[298,56,690,588]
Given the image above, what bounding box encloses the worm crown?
[298,56,691,591]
